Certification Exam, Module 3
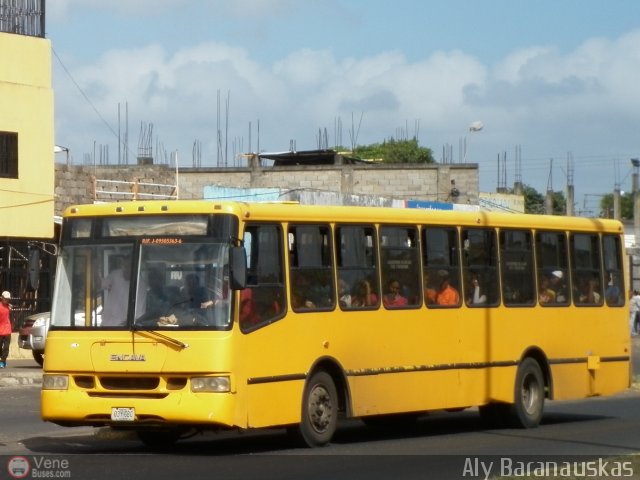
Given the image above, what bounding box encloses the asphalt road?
[1,338,639,479]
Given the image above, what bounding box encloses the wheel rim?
[307,384,333,434]
[521,372,540,415]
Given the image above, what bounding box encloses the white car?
[18,311,49,366]
[21,308,101,367]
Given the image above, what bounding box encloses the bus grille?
[99,377,160,390]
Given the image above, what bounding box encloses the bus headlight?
[191,376,230,393]
[43,375,69,390]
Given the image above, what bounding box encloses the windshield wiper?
[131,327,189,350]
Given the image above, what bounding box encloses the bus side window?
[288,224,335,312]
[602,234,624,307]
[499,229,536,306]
[241,224,285,331]
[422,227,462,308]
[462,228,500,307]
[380,226,421,308]
[336,225,379,310]
[570,233,604,306]
[535,231,570,306]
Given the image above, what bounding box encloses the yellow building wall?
[0,33,54,238]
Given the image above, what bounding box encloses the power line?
[52,47,119,141]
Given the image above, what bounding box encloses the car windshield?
[51,242,232,330]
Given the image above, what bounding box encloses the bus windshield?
[51,241,232,330]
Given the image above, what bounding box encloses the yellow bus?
[41,201,631,448]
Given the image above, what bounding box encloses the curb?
[0,372,41,387]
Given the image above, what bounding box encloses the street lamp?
[463,121,484,163]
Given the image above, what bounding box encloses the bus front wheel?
[297,371,338,447]
[512,357,545,428]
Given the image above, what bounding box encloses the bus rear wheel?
[297,371,338,447]
[511,357,545,428]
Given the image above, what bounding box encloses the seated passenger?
[466,273,487,305]
[423,271,437,305]
[538,276,556,304]
[144,269,169,316]
[433,270,460,306]
[239,288,260,327]
[577,276,601,304]
[351,279,378,307]
[184,274,209,309]
[383,279,408,307]
[338,278,352,308]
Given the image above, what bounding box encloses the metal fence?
[0,239,56,330]
[0,0,45,38]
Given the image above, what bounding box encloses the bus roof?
[63,200,623,234]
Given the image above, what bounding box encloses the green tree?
[600,193,633,219]
[349,137,435,164]
[513,184,566,215]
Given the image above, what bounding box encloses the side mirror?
[28,248,40,291]
[229,246,247,290]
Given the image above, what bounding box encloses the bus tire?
[297,371,338,447]
[511,357,545,428]
[32,351,44,367]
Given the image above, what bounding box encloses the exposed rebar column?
[566,185,575,216]
[544,191,553,215]
[634,162,640,246]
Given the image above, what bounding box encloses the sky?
[45,0,640,216]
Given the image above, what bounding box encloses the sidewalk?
[0,333,42,387]
[0,358,41,387]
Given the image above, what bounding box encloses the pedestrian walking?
[0,291,12,368]
[629,290,640,337]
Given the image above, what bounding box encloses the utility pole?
[633,158,640,246]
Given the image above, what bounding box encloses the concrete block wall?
[55,163,479,214]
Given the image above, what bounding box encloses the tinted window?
[242,224,285,330]
[288,225,335,312]
[570,233,603,306]
[602,235,624,307]
[500,230,535,306]
[535,231,570,306]
[422,227,461,308]
[380,226,421,309]
[462,228,500,306]
[336,225,379,309]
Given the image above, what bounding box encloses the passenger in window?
[338,278,352,308]
[466,273,487,305]
[291,271,330,309]
[352,279,378,307]
[240,288,260,326]
[605,272,621,304]
[576,276,600,304]
[423,271,437,305]
[538,276,556,304]
[434,270,460,306]
[143,268,169,317]
[101,256,132,326]
[184,274,210,309]
[383,279,408,308]
[549,270,567,303]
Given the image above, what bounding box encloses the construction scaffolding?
[92,177,178,203]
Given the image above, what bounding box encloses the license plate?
[111,407,135,422]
